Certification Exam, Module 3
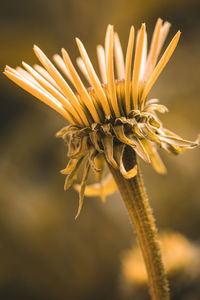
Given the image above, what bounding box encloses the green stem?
[108,150,169,300]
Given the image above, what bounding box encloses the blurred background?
[0,0,200,299]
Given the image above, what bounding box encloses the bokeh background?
[0,0,200,299]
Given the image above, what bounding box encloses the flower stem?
[108,149,170,300]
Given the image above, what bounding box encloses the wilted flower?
[4,18,198,217]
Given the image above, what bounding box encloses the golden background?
[0,0,200,299]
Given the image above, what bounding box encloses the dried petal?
[141,140,167,174]
[102,135,118,168]
[75,160,90,219]
[60,158,80,175]
[64,158,83,190]
[115,144,137,179]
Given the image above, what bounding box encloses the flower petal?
[132,23,146,110]
[64,157,83,190]
[102,135,118,168]
[140,139,167,174]
[4,67,74,123]
[74,173,117,198]
[105,25,120,117]
[115,144,138,179]
[75,160,90,219]
[60,158,80,175]
[76,57,92,85]
[61,48,101,123]
[96,45,107,84]
[125,26,135,115]
[141,31,181,104]
[34,45,89,126]
[114,32,125,80]
[76,38,111,116]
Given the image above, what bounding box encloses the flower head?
[4,18,199,217]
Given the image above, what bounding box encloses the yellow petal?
[114,32,125,80]
[76,57,92,85]
[74,173,117,197]
[125,26,135,115]
[132,23,146,110]
[61,48,100,123]
[141,31,181,104]
[144,18,163,81]
[157,21,171,56]
[102,135,118,168]
[4,67,74,123]
[60,158,79,175]
[141,139,167,174]
[53,53,75,84]
[96,45,107,84]
[34,64,62,91]
[105,25,120,117]
[64,158,83,191]
[34,45,89,126]
[76,38,111,116]
[22,62,82,125]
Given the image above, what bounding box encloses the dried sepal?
[60,158,80,175]
[75,160,90,219]
[68,136,88,159]
[64,157,83,190]
[88,147,100,172]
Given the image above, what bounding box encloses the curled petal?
[137,123,161,143]
[68,136,88,159]
[89,131,103,153]
[130,136,151,162]
[101,123,113,135]
[145,104,169,114]
[102,135,118,168]
[114,125,136,147]
[56,125,79,138]
[114,32,125,80]
[147,115,161,129]
[88,149,105,184]
[115,144,137,179]
[145,98,160,105]
[88,147,100,172]
[64,158,83,190]
[60,158,80,175]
